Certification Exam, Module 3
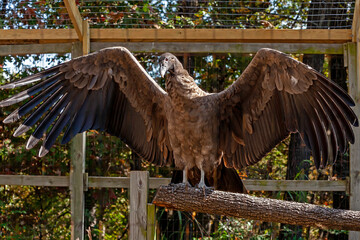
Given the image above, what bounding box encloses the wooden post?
[64,0,84,40]
[347,42,360,239]
[130,171,149,240]
[70,131,86,239]
[70,41,88,240]
[69,17,89,240]
[147,204,156,240]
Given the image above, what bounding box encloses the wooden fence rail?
[0,173,352,240]
[0,174,349,192]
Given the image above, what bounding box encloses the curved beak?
[160,64,167,78]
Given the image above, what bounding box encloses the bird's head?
[159,53,178,78]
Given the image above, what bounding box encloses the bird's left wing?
[0,47,173,166]
[217,48,358,170]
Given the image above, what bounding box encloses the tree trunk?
[153,185,360,231]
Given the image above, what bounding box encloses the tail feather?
[214,161,247,193]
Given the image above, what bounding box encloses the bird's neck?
[166,68,206,100]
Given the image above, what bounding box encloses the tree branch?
[152,185,360,231]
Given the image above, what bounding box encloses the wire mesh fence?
[0,0,355,29]
[0,0,72,29]
[78,0,355,29]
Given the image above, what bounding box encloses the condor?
[1,47,357,193]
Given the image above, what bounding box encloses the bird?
[0,47,358,193]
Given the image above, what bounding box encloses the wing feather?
[218,48,357,169]
[0,47,173,166]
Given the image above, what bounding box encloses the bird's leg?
[182,167,191,189]
[198,168,206,190]
[197,168,208,195]
[183,167,188,184]
[197,168,214,196]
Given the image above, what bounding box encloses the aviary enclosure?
[0,0,359,239]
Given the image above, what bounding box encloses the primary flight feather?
[0,47,357,192]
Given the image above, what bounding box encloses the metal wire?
[0,0,72,29]
[77,0,355,29]
[0,0,355,29]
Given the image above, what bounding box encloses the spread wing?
[217,48,358,169]
[0,47,173,166]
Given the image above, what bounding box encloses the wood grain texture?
[63,0,83,39]
[82,20,90,54]
[0,29,352,44]
[347,42,360,239]
[0,43,72,56]
[352,0,360,42]
[70,132,86,240]
[244,179,347,192]
[70,42,86,240]
[92,42,344,54]
[0,175,69,186]
[0,29,78,43]
[146,204,156,240]
[0,176,348,192]
[90,29,351,43]
[0,42,344,56]
[153,185,360,231]
[130,171,149,240]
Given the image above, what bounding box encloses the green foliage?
[0,186,71,238]
[210,218,273,240]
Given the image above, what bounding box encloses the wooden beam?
[0,175,349,192]
[63,0,83,39]
[70,132,86,240]
[130,171,149,240]
[0,176,169,189]
[347,42,360,239]
[0,42,344,56]
[70,42,86,240]
[92,42,344,54]
[352,0,360,42]
[0,29,78,44]
[82,20,90,55]
[88,177,171,189]
[86,178,349,192]
[88,176,129,188]
[90,29,351,43]
[0,43,72,56]
[0,29,352,45]
[146,204,156,240]
[0,175,69,187]
[244,180,347,192]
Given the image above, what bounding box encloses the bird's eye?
[165,58,168,61]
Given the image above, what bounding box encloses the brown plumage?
[0,47,358,193]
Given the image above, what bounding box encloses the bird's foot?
[196,183,214,196]
[169,182,192,192]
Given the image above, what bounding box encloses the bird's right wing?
[0,47,173,166]
[217,48,357,170]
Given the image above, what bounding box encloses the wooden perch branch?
[153,185,360,231]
